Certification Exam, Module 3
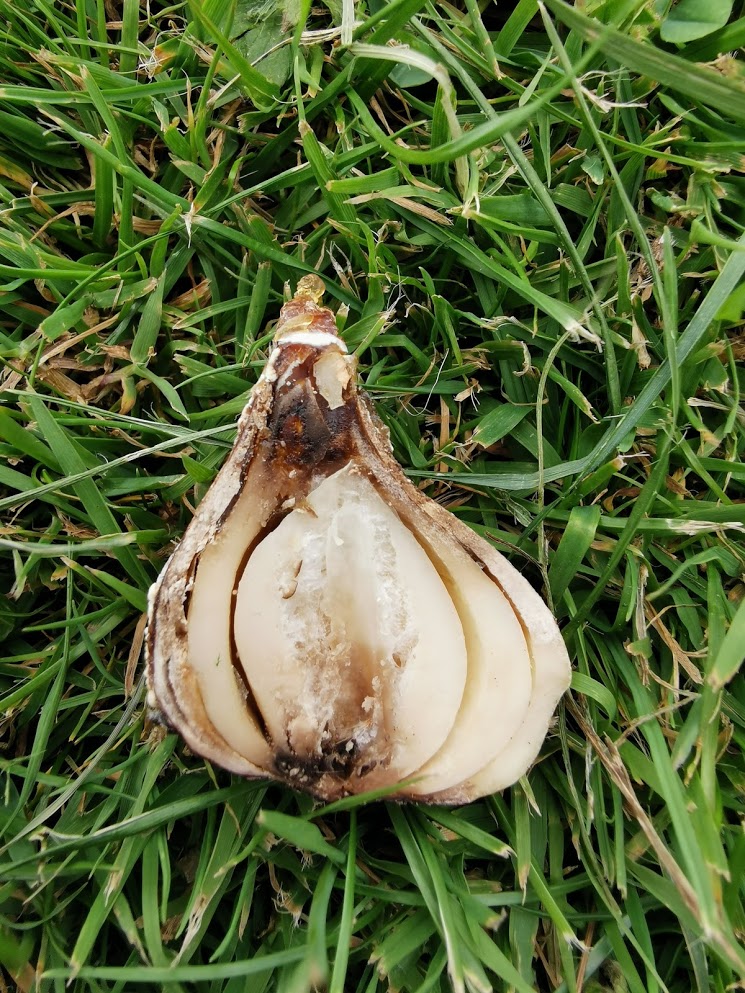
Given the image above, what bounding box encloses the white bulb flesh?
[184,480,272,766]
[445,572,572,798]
[233,466,468,781]
[402,529,533,795]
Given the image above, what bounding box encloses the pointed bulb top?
[274,275,338,343]
[295,274,325,304]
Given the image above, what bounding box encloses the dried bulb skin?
[146,279,571,803]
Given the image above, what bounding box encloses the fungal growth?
[146,275,571,803]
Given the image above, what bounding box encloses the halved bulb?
[146,275,571,802]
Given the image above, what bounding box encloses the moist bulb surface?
[233,467,468,786]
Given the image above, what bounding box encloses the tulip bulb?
[146,276,571,803]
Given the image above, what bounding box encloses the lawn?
[1,1,744,991]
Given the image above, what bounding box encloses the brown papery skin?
[146,277,570,803]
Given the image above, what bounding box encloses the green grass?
[1,0,744,990]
